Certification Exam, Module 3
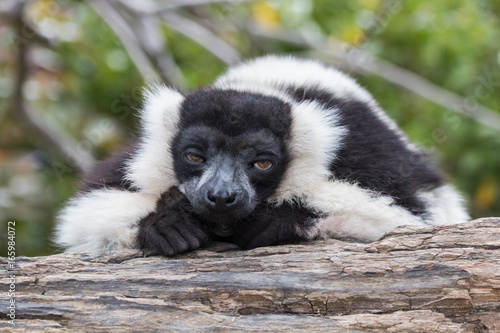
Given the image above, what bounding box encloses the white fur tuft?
[306,181,423,242]
[271,100,347,204]
[292,182,469,243]
[419,185,470,225]
[55,189,157,253]
[125,85,184,196]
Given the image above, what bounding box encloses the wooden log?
[1,218,500,332]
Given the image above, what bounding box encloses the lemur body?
[55,56,469,255]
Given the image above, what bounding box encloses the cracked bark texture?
[1,218,499,332]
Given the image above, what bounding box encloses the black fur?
[177,89,292,139]
[171,89,294,235]
[137,188,319,253]
[81,146,138,192]
[287,86,444,216]
[137,187,209,256]
[172,126,290,204]
[231,201,321,249]
[172,88,293,215]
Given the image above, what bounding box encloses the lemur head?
[171,89,292,237]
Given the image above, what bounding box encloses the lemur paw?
[234,219,291,250]
[137,187,209,256]
[232,212,296,250]
[232,203,318,250]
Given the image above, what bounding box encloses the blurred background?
[1,0,499,257]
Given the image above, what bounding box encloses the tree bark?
[2,218,500,332]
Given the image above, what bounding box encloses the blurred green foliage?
[1,0,499,257]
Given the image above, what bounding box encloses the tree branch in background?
[243,23,500,132]
[136,15,188,88]
[123,0,241,65]
[87,0,162,83]
[9,2,95,173]
[116,0,256,14]
[162,12,240,65]
[331,49,500,132]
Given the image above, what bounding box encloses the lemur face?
[171,89,292,237]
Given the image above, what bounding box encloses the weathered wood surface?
[1,217,500,332]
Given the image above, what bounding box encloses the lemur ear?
[125,86,185,196]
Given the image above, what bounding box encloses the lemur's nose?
[206,190,238,213]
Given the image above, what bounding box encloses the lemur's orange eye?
[253,160,273,171]
[186,154,204,163]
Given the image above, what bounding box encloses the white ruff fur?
[125,85,184,196]
[310,181,422,241]
[55,189,157,252]
[301,182,470,242]
[270,100,346,203]
[419,185,470,225]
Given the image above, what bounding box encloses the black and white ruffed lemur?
[55,55,469,255]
